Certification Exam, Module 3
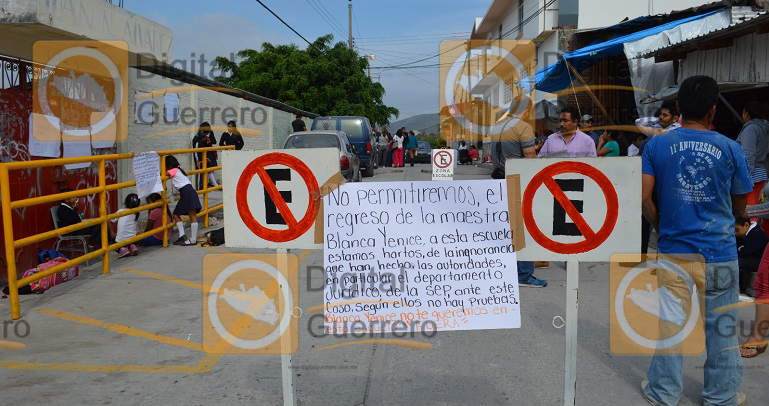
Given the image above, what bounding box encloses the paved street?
[0,162,765,406]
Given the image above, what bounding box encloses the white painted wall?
[3,0,174,58]
[578,0,711,29]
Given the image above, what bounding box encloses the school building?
[0,0,316,280]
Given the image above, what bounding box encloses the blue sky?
[124,0,490,122]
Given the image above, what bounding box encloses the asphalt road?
[0,162,766,405]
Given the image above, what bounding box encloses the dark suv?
[311,116,376,177]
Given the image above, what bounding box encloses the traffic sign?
[432,149,455,181]
[223,149,339,249]
[508,158,640,261]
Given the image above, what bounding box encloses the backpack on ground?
[38,249,65,264]
[202,228,225,246]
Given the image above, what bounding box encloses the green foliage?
[213,35,399,127]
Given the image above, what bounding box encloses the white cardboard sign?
[323,180,520,333]
[506,157,641,262]
[223,149,339,249]
[432,149,455,181]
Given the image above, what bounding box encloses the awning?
[530,8,725,94]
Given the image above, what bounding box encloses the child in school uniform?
[109,193,141,258]
[165,155,202,246]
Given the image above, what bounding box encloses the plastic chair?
[50,206,90,265]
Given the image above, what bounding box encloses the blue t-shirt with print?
[642,128,753,262]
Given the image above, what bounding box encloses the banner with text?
[323,180,520,333]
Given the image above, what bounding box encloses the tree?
[214,35,399,127]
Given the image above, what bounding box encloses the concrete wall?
[41,0,172,57]
[578,0,708,29]
[116,67,284,200]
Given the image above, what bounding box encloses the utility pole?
[348,0,353,49]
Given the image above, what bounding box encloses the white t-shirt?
[394,135,404,148]
[111,208,137,243]
[628,144,640,157]
[168,168,191,189]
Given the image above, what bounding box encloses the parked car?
[311,116,377,177]
[283,131,361,182]
[415,141,432,163]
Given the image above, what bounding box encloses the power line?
[373,41,466,70]
[313,0,348,37]
[352,4,363,41]
[365,50,442,89]
[500,0,557,40]
[305,0,347,39]
[358,32,471,40]
[254,0,315,47]
[357,36,467,45]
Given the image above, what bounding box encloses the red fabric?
[394,148,404,167]
[148,208,171,240]
[748,181,765,206]
[756,244,769,301]
[470,149,478,160]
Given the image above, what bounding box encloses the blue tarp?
[531,9,724,94]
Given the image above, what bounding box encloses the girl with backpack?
[166,155,202,246]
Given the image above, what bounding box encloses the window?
[340,118,365,140]
[491,85,500,108]
[503,77,513,105]
[518,0,524,34]
[313,118,336,131]
[285,133,340,150]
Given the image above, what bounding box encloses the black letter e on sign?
[553,179,584,236]
[265,168,291,225]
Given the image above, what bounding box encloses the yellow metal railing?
[1,146,233,319]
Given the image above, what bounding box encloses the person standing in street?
[393,130,405,167]
[492,97,547,288]
[538,106,597,158]
[641,75,750,406]
[219,120,245,150]
[406,130,419,166]
[736,101,769,207]
[579,114,602,146]
[192,122,218,190]
[292,114,307,133]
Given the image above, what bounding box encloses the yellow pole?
[1,166,20,320]
[160,154,169,247]
[99,159,109,275]
[203,153,209,229]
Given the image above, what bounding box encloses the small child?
[165,155,202,246]
[627,133,643,157]
[110,193,141,258]
[736,216,769,296]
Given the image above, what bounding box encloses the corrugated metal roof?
[640,9,768,59]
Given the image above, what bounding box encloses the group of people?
[192,121,244,190]
[492,77,767,404]
[56,129,227,257]
[56,189,174,257]
[374,127,420,167]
